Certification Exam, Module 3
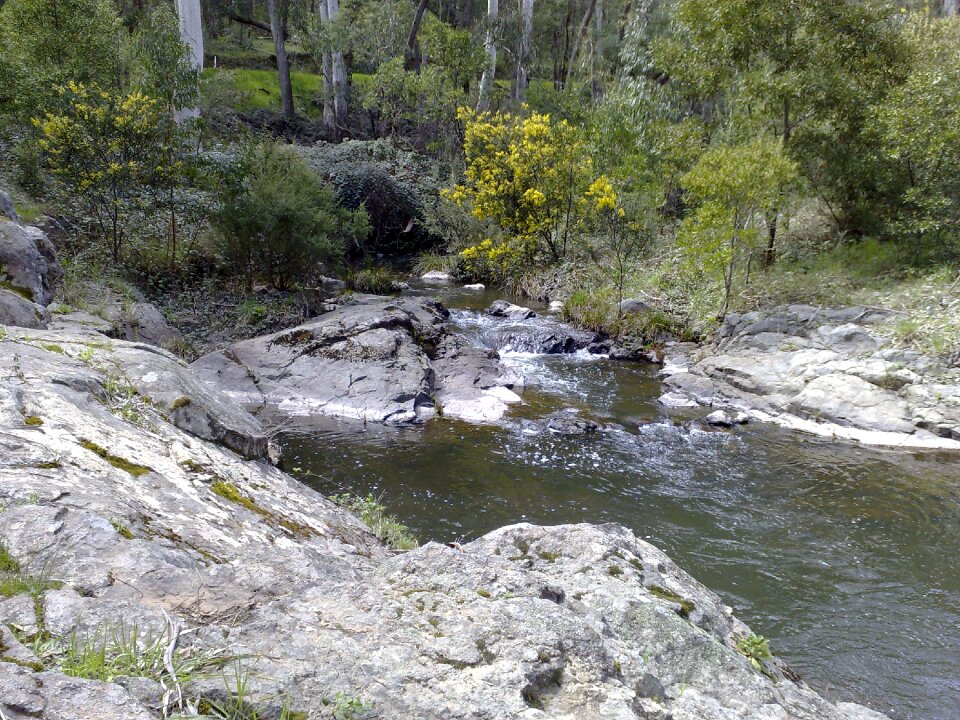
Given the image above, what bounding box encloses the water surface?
[280,288,960,720]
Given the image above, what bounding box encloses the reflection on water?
[279,297,960,720]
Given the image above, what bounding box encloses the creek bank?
[0,326,887,719]
[659,304,960,449]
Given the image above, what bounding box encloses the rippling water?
[280,289,960,720]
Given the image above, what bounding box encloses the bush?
[345,267,398,295]
[213,143,369,290]
[298,139,469,258]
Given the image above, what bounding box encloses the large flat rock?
[192,295,523,425]
[661,305,960,449]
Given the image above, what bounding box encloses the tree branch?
[228,14,272,33]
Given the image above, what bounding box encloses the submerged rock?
[0,328,889,720]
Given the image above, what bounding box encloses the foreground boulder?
[192,295,522,425]
[661,305,960,448]
[0,330,886,719]
[0,221,60,329]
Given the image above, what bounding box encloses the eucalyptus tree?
[476,0,499,110]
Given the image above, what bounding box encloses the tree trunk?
[406,0,430,71]
[565,0,598,89]
[476,0,499,111]
[266,0,295,118]
[174,0,203,121]
[327,0,348,131]
[513,0,534,103]
[943,0,959,16]
[317,0,334,128]
[590,0,603,101]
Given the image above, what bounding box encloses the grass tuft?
[331,493,418,550]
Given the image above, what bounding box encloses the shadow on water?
[279,290,960,720]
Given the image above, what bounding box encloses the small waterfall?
[175,0,203,122]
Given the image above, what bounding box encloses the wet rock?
[548,300,565,313]
[193,295,521,425]
[463,283,486,291]
[421,270,452,283]
[546,416,601,434]
[486,299,537,320]
[486,320,602,355]
[661,305,960,449]
[391,280,411,291]
[703,410,747,428]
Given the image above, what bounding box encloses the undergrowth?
[331,493,418,550]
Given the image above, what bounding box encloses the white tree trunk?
[317,0,334,128]
[514,0,534,103]
[476,0,499,111]
[327,0,348,130]
[175,0,203,121]
[944,0,959,16]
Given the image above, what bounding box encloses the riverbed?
[280,285,960,720]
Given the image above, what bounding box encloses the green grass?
[331,493,418,551]
[201,68,373,119]
[0,541,62,599]
[61,623,230,685]
[345,267,399,296]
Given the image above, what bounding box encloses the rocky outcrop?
[660,305,960,448]
[0,328,885,720]
[0,221,60,329]
[192,295,523,425]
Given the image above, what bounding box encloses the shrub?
[298,139,467,257]
[213,143,369,290]
[34,82,167,261]
[331,493,417,550]
[345,267,398,295]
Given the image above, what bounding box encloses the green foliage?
[735,633,772,671]
[450,109,594,278]
[213,143,369,290]
[130,5,199,114]
[678,138,799,316]
[0,0,122,120]
[346,267,399,295]
[871,15,960,249]
[35,82,167,261]
[299,139,460,256]
[331,493,418,550]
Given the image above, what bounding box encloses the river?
[280,284,960,720]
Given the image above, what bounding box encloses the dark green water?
[280,290,960,720]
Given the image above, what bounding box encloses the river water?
[280,285,960,720]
